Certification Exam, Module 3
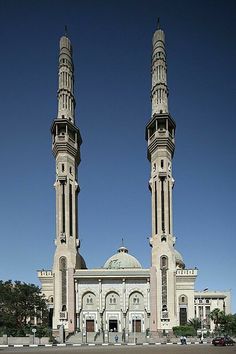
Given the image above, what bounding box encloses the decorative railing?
[176,269,198,276]
[37,270,53,277]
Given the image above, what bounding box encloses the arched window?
[106,292,119,308]
[62,304,66,311]
[48,296,53,303]
[179,295,188,305]
[59,257,67,311]
[60,257,67,271]
[160,255,168,269]
[179,295,188,325]
[129,292,143,309]
[160,256,168,317]
[83,292,96,308]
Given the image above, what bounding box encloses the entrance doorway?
[109,319,118,332]
[132,319,141,332]
[86,320,94,332]
[179,308,187,325]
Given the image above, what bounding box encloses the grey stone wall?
[0,336,50,345]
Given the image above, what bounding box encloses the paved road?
[1,345,236,354]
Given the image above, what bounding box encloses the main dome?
[103,246,142,269]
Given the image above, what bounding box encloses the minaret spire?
[151,23,168,115]
[64,25,68,37]
[57,34,75,123]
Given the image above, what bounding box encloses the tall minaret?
[146,23,178,333]
[51,34,85,334]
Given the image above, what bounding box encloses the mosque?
[38,24,231,341]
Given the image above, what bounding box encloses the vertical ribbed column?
[57,36,76,123]
[151,29,168,115]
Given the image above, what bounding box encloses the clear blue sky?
[0,0,235,312]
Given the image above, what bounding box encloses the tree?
[219,314,236,336]
[187,318,201,331]
[0,280,49,336]
[209,308,225,333]
[208,309,236,336]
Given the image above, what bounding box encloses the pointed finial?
[121,237,124,247]
[157,17,160,30]
[64,25,68,37]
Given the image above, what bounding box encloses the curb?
[0,342,211,348]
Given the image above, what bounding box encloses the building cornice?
[74,268,150,279]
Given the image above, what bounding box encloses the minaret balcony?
[145,113,176,145]
[147,132,175,160]
[148,129,174,145]
[51,119,82,162]
[54,134,78,149]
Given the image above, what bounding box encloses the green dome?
[103,246,142,269]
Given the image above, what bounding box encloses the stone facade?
[75,269,150,335]
[194,290,231,331]
[38,25,231,340]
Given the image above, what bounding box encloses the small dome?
[76,253,87,269]
[103,246,142,269]
[174,249,185,269]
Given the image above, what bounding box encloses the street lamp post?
[32,328,36,345]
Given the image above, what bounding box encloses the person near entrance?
[109,319,118,332]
